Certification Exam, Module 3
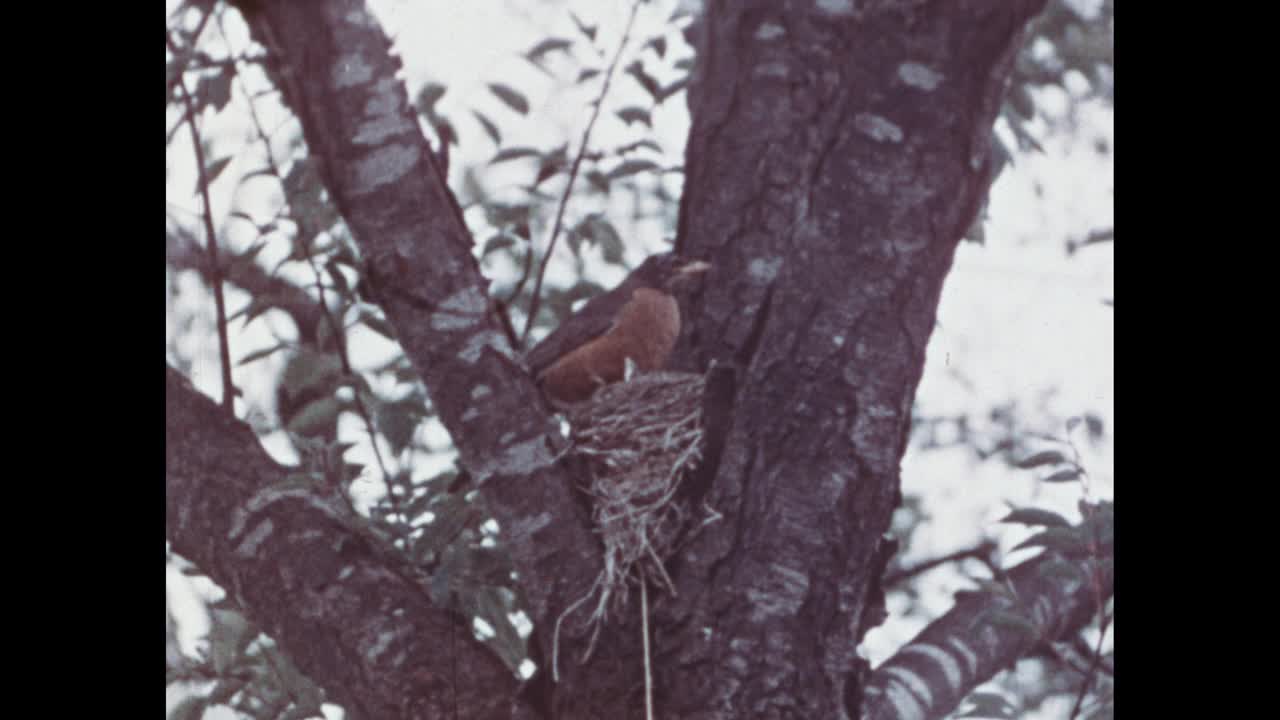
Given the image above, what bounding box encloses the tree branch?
[165,367,523,719]
[225,0,605,689]
[860,547,1113,720]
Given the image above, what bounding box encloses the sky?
[167,1,1113,716]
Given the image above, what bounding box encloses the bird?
[526,252,711,406]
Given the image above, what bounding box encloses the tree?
[166,1,1113,718]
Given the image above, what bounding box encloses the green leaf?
[207,608,254,674]
[237,343,289,366]
[286,396,343,437]
[656,77,690,103]
[488,83,529,115]
[359,309,397,340]
[489,147,542,165]
[616,139,663,155]
[472,110,501,146]
[325,258,352,297]
[607,159,660,181]
[625,60,661,99]
[616,107,652,127]
[958,691,1017,718]
[525,37,572,62]
[203,156,233,185]
[167,697,208,720]
[575,214,624,264]
[535,145,569,186]
[1014,450,1066,469]
[416,82,447,115]
[577,68,601,84]
[568,11,597,42]
[375,399,425,456]
[1013,527,1089,556]
[194,70,233,113]
[1042,468,1082,483]
[1000,507,1070,528]
[483,234,517,257]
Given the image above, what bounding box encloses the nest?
[566,370,707,624]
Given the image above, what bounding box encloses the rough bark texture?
[655,0,1050,717]
[165,368,521,719]
[863,547,1113,720]
[165,0,1066,718]
[226,0,610,694]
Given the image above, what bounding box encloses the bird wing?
[525,288,631,376]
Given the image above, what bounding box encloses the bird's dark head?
[631,252,712,291]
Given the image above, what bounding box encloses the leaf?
[535,145,569,186]
[576,214,624,263]
[203,156,233,185]
[325,258,352,297]
[1000,508,1070,528]
[1014,450,1066,469]
[1013,527,1089,556]
[286,396,343,437]
[1008,84,1036,120]
[625,60,661,99]
[958,691,1017,719]
[568,11,597,42]
[488,83,529,115]
[416,82,447,115]
[645,36,667,58]
[207,608,254,674]
[238,343,289,366]
[167,697,208,720]
[483,233,517,257]
[674,57,695,71]
[432,116,458,147]
[193,70,233,113]
[585,169,610,192]
[525,37,572,63]
[657,77,690,103]
[359,310,397,340]
[472,110,501,146]
[607,159,660,181]
[1042,468,1082,483]
[577,68,601,84]
[489,147,542,165]
[375,399,425,456]
[616,139,663,155]
[616,106,652,127]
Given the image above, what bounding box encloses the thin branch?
[168,30,237,411]
[520,0,643,347]
[1069,500,1113,720]
[492,239,535,348]
[883,540,998,586]
[236,62,409,536]
[165,4,215,104]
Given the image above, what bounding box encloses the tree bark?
[862,546,1113,720]
[166,0,1062,717]
[166,367,522,719]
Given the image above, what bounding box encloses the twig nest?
[567,371,706,621]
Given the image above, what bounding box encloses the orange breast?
[538,288,680,404]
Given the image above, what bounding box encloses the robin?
[526,252,711,406]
